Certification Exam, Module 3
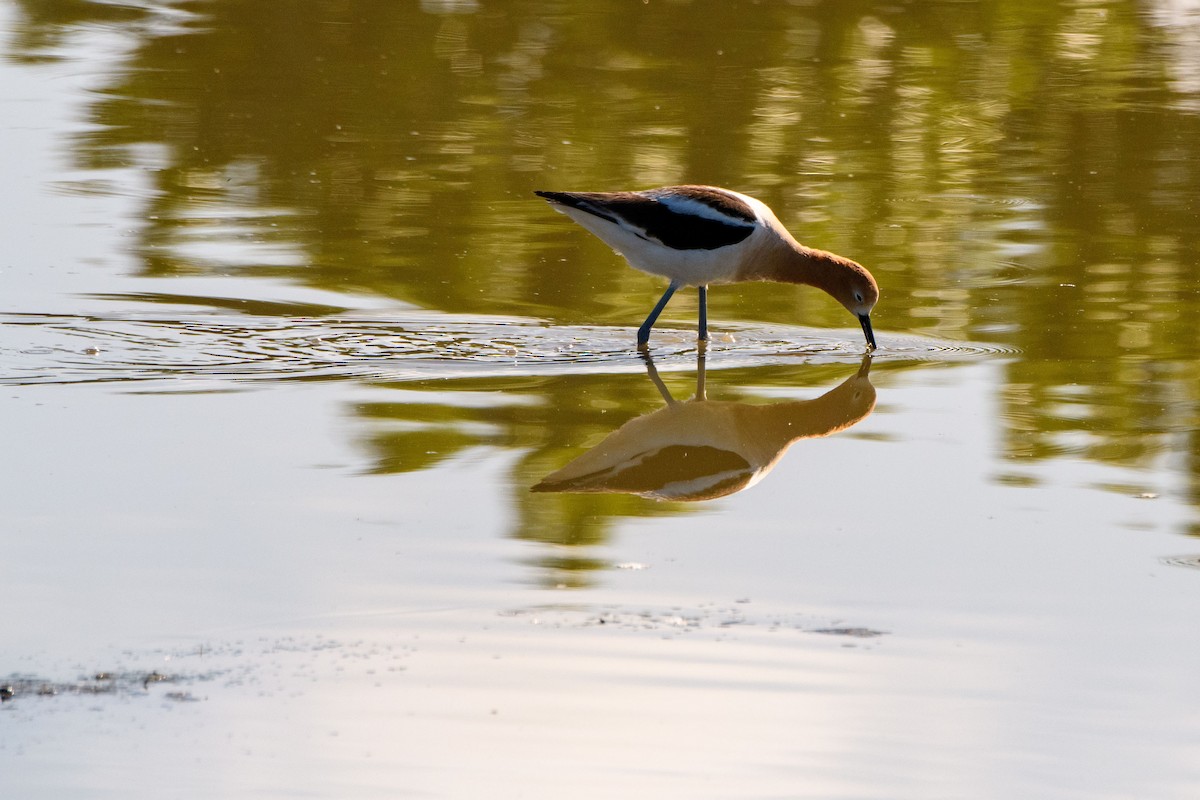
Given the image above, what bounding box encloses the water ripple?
[0,311,1018,386]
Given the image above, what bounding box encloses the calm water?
[3,1,1200,797]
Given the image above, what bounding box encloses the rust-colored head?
[793,248,879,349]
[831,254,879,349]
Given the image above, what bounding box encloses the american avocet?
[535,185,878,349]
[532,353,876,501]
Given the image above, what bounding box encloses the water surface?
[3,2,1200,798]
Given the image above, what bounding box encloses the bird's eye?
[854,292,863,303]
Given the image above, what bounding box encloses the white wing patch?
[652,193,761,228]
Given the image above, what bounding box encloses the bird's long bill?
[859,314,877,350]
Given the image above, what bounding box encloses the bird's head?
[827,257,879,350]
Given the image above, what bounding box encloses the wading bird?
[535,185,879,349]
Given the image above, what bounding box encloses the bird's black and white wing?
[535,186,758,251]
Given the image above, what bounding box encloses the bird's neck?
[784,245,834,289]
[741,234,838,291]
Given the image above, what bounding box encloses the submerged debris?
[810,627,889,638]
[501,604,888,643]
[1160,554,1200,570]
[0,670,195,703]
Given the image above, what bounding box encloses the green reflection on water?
[10,0,1200,509]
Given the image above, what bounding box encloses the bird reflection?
[532,353,876,501]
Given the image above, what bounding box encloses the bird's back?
[535,186,770,286]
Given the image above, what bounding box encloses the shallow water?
[4,1,1200,798]
[1,308,1013,385]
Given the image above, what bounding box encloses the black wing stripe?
[536,190,754,251]
[613,197,755,250]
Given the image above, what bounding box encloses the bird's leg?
[637,281,678,348]
[697,285,709,342]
